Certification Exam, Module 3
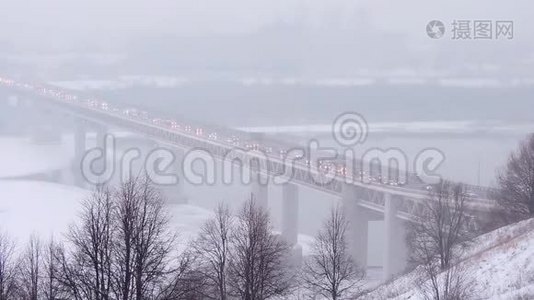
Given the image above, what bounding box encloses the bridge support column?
[282,183,299,246]
[0,95,20,134]
[282,183,302,266]
[72,121,87,187]
[342,184,369,270]
[384,193,408,280]
[167,149,187,204]
[250,132,269,209]
[95,125,107,154]
[92,124,109,185]
[29,103,62,144]
[251,173,268,210]
[144,142,188,204]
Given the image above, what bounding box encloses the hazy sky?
[1,0,533,81]
[1,0,532,51]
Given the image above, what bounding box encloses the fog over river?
[3,81,532,271]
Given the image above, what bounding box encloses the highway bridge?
[0,76,496,280]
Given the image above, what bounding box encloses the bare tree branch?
[227,197,292,300]
[192,203,232,299]
[409,181,474,300]
[495,133,534,222]
[0,231,18,300]
[61,186,115,300]
[302,204,364,300]
[19,234,42,300]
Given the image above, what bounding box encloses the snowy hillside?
[363,218,534,299]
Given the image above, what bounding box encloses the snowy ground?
[0,179,316,257]
[0,132,142,179]
[363,218,534,299]
[0,137,71,179]
[0,181,87,243]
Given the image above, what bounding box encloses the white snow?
[0,180,88,242]
[0,137,71,178]
[362,218,534,299]
[0,180,216,246]
[0,180,314,255]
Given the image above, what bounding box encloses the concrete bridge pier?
[0,95,21,134]
[341,184,371,271]
[282,183,299,245]
[142,142,188,204]
[125,138,156,182]
[383,193,409,280]
[282,183,302,266]
[92,124,110,185]
[251,172,269,210]
[72,121,87,188]
[249,132,269,209]
[94,125,108,155]
[166,149,187,204]
[29,101,62,144]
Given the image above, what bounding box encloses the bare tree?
[112,178,176,300]
[112,180,138,300]
[0,232,18,300]
[496,133,534,222]
[193,203,232,299]
[409,181,473,300]
[41,238,61,300]
[41,178,180,300]
[417,261,472,300]
[52,243,78,299]
[19,234,42,300]
[227,198,291,300]
[61,187,115,300]
[302,205,364,300]
[158,250,208,300]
